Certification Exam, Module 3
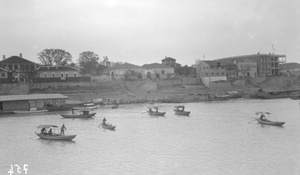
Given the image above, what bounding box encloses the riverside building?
[215,53,286,77]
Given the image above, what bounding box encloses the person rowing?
[260,114,267,121]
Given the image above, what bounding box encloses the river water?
[0,98,299,175]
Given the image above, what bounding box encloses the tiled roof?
[0,94,68,102]
[0,56,36,64]
[142,63,173,69]
[107,63,142,71]
[37,66,79,72]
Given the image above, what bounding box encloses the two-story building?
[142,63,174,79]
[0,54,38,81]
[161,56,181,67]
[195,60,228,87]
[215,53,285,77]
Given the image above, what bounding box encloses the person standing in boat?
[260,114,267,121]
[61,124,67,135]
[103,117,107,125]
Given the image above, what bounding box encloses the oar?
[248,119,257,123]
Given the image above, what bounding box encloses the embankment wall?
[0,83,29,95]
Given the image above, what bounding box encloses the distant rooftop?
[107,63,142,71]
[0,56,36,64]
[143,63,172,69]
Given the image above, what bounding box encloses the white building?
[142,63,174,79]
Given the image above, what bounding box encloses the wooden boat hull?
[73,105,100,110]
[35,132,76,140]
[174,110,190,116]
[61,113,96,118]
[101,123,116,130]
[147,111,166,116]
[256,119,285,126]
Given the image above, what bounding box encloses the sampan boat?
[35,132,77,140]
[255,111,285,126]
[256,118,285,126]
[174,110,190,116]
[147,110,166,116]
[100,123,116,130]
[174,106,190,116]
[35,125,76,140]
[61,110,96,118]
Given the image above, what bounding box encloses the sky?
[0,0,299,66]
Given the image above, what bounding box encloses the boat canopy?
[255,111,271,115]
[37,125,58,129]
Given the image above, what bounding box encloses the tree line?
[37,49,122,75]
[37,49,195,77]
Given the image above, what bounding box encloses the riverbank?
[28,76,300,104]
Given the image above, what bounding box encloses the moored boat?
[61,110,96,118]
[45,104,72,111]
[35,125,76,140]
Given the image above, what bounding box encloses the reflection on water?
[0,99,300,175]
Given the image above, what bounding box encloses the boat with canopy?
[174,105,190,116]
[35,125,76,140]
[147,107,166,116]
[255,112,285,126]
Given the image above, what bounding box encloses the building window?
[222,72,224,75]
[162,70,165,74]
[1,73,5,77]
[206,73,208,76]
[44,73,47,77]
[211,73,214,76]
[61,73,64,77]
[52,73,55,77]
[66,73,68,77]
[74,73,77,77]
[217,72,219,75]
[14,65,18,70]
